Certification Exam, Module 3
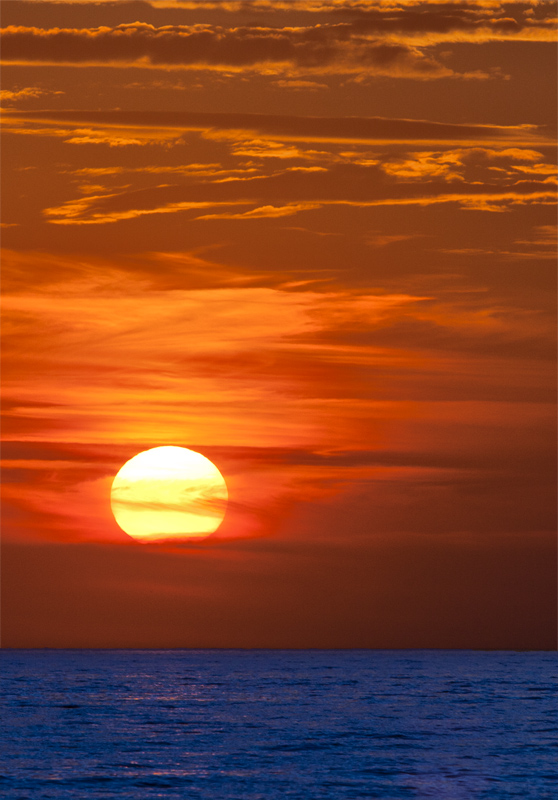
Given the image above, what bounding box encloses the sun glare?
[110,446,228,543]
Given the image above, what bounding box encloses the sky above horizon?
[1,0,556,648]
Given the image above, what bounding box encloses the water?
[1,650,556,799]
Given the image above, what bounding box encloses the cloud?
[2,119,185,147]
[43,194,252,224]
[0,248,298,294]
[366,232,424,247]
[3,254,552,416]
[196,202,322,220]
[438,221,557,260]
[1,86,44,102]
[515,223,557,246]
[5,111,551,227]
[381,147,556,182]
[40,159,557,224]
[226,139,309,159]
[2,2,556,48]
[272,79,329,90]
[321,0,558,45]
[4,112,554,227]
[65,133,145,146]
[4,109,550,146]
[511,163,558,176]
[0,21,516,79]
[0,85,64,103]
[67,163,259,178]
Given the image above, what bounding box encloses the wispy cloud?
[41,166,557,225]
[0,85,65,104]
[196,202,322,220]
[6,109,548,145]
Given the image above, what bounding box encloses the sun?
[110,446,228,542]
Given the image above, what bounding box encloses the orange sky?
[1,0,556,648]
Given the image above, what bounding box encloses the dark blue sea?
[0,650,556,799]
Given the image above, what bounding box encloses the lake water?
[1,650,556,799]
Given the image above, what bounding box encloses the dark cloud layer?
[5,108,546,142]
[0,22,451,77]
[4,9,554,79]
[2,1,556,38]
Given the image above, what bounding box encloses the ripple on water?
[1,650,557,800]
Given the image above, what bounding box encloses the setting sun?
[110,446,228,543]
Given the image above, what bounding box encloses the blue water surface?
[0,650,556,799]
